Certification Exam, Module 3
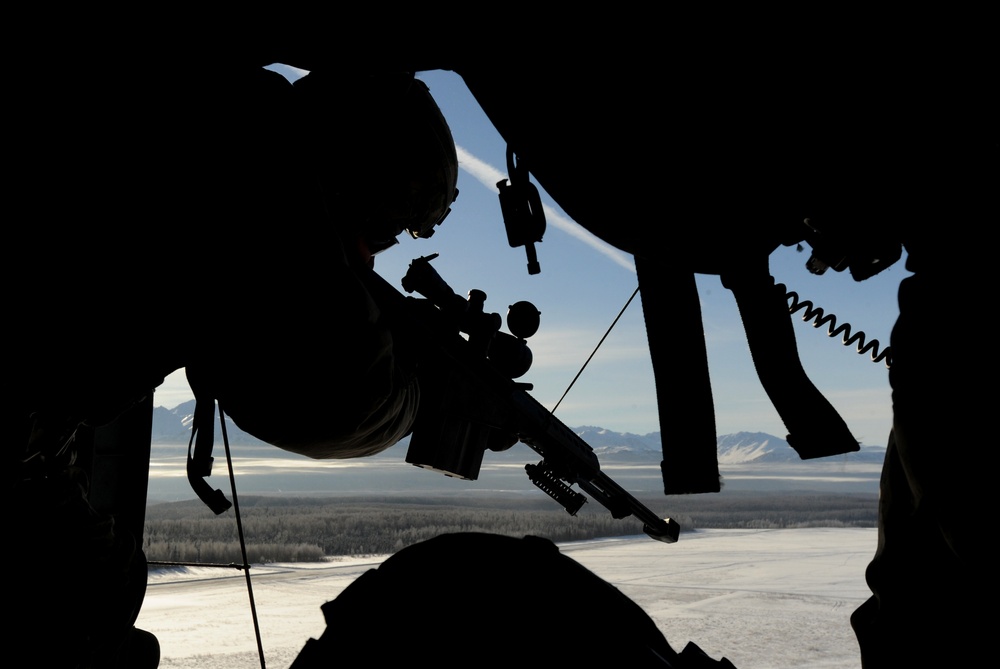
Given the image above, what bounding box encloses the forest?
[143,491,879,565]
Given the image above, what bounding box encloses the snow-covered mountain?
[716,431,784,464]
[574,428,884,464]
[715,431,886,463]
[152,403,885,464]
[151,400,199,445]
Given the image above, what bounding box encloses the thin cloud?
[456,146,636,273]
[528,327,651,369]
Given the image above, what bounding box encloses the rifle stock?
[361,256,680,544]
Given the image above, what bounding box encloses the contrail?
[456,146,636,274]
[257,67,636,275]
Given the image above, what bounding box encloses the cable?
[149,406,268,666]
[552,285,640,415]
[780,283,892,368]
[219,408,268,669]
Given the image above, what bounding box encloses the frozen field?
[138,527,876,668]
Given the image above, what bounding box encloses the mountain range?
[153,400,887,465]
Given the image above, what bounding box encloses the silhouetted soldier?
[9,63,457,668]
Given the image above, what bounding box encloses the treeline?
[143,491,878,564]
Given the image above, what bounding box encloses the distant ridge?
[152,402,885,464]
[571,428,884,464]
[715,431,885,464]
[151,400,199,445]
[717,432,798,464]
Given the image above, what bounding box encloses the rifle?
[361,254,680,544]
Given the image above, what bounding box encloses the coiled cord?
[780,283,892,368]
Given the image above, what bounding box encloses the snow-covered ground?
[137,527,876,668]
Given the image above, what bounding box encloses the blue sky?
[153,66,906,447]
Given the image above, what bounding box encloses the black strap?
[635,257,722,494]
[722,261,859,460]
[186,396,232,515]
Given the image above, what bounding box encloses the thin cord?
[219,408,268,669]
[780,283,892,367]
[552,285,640,415]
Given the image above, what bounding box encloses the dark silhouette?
[9,16,993,668]
[289,532,735,668]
